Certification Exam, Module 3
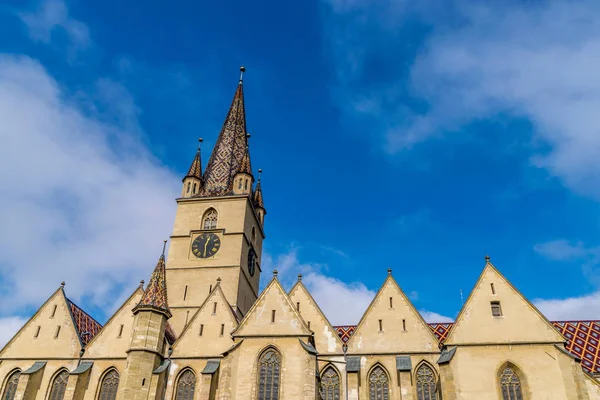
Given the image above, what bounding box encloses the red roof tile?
[334,320,600,373]
[67,299,102,346]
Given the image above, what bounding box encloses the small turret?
[253,169,266,225]
[181,138,203,198]
[233,144,253,195]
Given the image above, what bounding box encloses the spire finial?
[387,268,392,275]
[273,269,278,278]
[258,168,262,181]
[485,255,491,263]
[298,273,303,282]
[217,277,222,285]
[198,137,203,152]
[60,281,65,288]
[140,279,145,288]
[162,239,168,257]
[239,66,246,84]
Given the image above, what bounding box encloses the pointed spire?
[184,138,203,181]
[238,144,253,175]
[133,242,171,318]
[253,169,265,209]
[201,67,249,196]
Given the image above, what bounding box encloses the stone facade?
[1,70,600,400]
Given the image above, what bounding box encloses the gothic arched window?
[98,369,119,400]
[251,226,256,242]
[48,370,69,400]
[416,363,436,400]
[257,348,281,400]
[1,370,20,400]
[368,365,389,400]
[175,369,196,400]
[203,208,218,230]
[320,366,340,400]
[500,366,524,400]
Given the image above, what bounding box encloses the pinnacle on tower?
[133,248,171,318]
[253,169,265,210]
[185,138,203,181]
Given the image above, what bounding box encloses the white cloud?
[0,317,28,349]
[534,240,593,261]
[534,292,600,321]
[19,0,90,49]
[323,0,600,200]
[419,310,453,323]
[0,55,179,318]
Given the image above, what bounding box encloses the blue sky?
[1,0,600,344]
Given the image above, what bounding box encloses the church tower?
[166,67,266,334]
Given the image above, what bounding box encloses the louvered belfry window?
[257,348,281,400]
[98,370,119,400]
[319,366,340,400]
[48,370,69,400]
[368,366,389,400]
[416,364,436,400]
[500,367,523,400]
[203,209,218,229]
[1,370,20,400]
[175,370,196,400]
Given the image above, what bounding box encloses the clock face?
[191,233,221,258]
[248,248,256,276]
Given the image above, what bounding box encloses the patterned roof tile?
[238,146,252,175]
[185,149,202,181]
[334,320,600,373]
[134,255,171,317]
[252,180,265,210]
[67,299,102,346]
[201,82,247,197]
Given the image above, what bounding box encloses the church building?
[2,67,600,400]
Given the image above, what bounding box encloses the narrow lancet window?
[319,366,341,400]
[416,364,436,400]
[369,366,389,400]
[257,348,281,400]
[48,370,69,400]
[203,209,218,229]
[98,370,119,400]
[500,366,523,400]
[1,370,20,400]
[175,370,196,400]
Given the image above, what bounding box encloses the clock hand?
[203,238,209,257]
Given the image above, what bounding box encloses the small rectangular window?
[209,284,213,293]
[193,183,197,193]
[118,324,124,338]
[50,305,57,318]
[186,182,191,193]
[54,326,61,339]
[296,302,300,311]
[271,310,276,323]
[389,297,393,308]
[491,283,496,295]
[491,301,502,317]
[220,324,225,336]
[402,319,406,331]
[213,302,218,314]
[199,324,204,336]
[183,285,188,301]
[308,321,311,329]
[34,326,40,338]
[378,319,383,332]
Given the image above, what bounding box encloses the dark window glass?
[258,348,281,400]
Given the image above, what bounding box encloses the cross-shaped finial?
[162,239,168,257]
[485,255,491,263]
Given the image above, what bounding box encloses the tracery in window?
[416,364,436,400]
[202,209,218,230]
[368,365,389,400]
[48,370,68,400]
[175,369,196,400]
[98,369,119,400]
[500,366,523,400]
[1,370,20,400]
[257,348,281,400]
[319,366,340,400]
